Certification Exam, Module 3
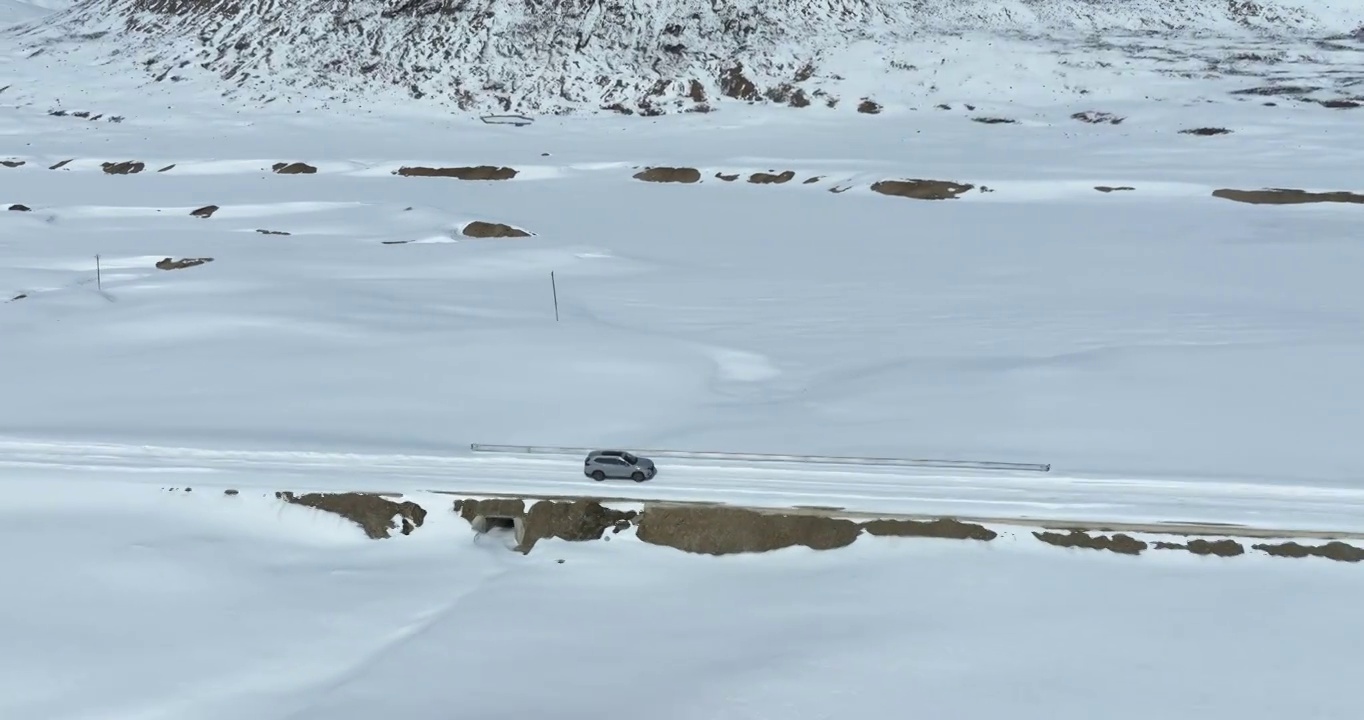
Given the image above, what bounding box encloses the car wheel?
[631,471,646,482]
[591,470,606,481]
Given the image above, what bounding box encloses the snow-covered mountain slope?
[4,0,1363,114]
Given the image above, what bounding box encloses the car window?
[622,453,638,464]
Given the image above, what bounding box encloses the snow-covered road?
[4,436,1363,534]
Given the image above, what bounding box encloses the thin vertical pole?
[551,271,559,322]
[95,254,101,290]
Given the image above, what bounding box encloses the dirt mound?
[1253,541,1364,562]
[637,505,860,555]
[1153,539,1246,557]
[395,165,518,180]
[280,491,427,539]
[190,205,219,218]
[747,170,796,185]
[1211,188,1364,205]
[8,204,30,212]
[155,257,213,270]
[1316,99,1361,109]
[862,518,998,541]
[272,162,317,174]
[101,161,145,174]
[455,498,635,552]
[871,179,974,200]
[857,99,881,114]
[1179,127,1232,136]
[633,166,701,183]
[1095,186,1135,193]
[1033,529,1148,555]
[1071,111,1124,124]
[1,160,23,168]
[462,221,531,238]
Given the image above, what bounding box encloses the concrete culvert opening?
[471,514,526,548]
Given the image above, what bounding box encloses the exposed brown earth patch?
[48,159,72,170]
[155,257,214,270]
[8,204,30,212]
[1315,99,1361,109]
[633,166,701,184]
[272,162,317,174]
[1071,111,1125,124]
[190,205,219,218]
[395,165,518,180]
[972,116,1017,124]
[462,221,531,238]
[747,170,796,185]
[255,229,290,236]
[862,518,997,542]
[1231,84,1319,96]
[1253,541,1364,562]
[1033,529,1148,556]
[715,172,738,182]
[1095,186,1135,193]
[828,185,851,194]
[857,99,882,114]
[637,505,861,555]
[455,498,635,552]
[1180,127,1232,136]
[1152,538,1246,557]
[1212,188,1364,205]
[280,491,427,539]
[102,161,145,175]
[803,176,822,184]
[718,64,759,101]
[871,179,975,200]
[1,160,23,168]
[454,498,528,524]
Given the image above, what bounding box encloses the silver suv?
[584,450,656,482]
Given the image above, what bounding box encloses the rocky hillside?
[8,0,1363,114]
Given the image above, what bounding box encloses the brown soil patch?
[862,518,997,541]
[1071,111,1124,124]
[718,64,758,101]
[155,257,214,270]
[1095,186,1135,193]
[1033,529,1147,555]
[1,160,23,168]
[633,166,701,184]
[789,89,811,108]
[1180,127,1232,136]
[454,498,528,523]
[803,176,822,184]
[829,186,851,194]
[48,159,72,170]
[1212,188,1364,205]
[8,204,30,212]
[1153,538,1246,557]
[748,170,796,185]
[715,172,738,182]
[857,99,882,114]
[158,164,175,173]
[190,205,219,218]
[1231,84,1319,96]
[395,165,518,180]
[256,229,290,236]
[637,505,860,555]
[1253,541,1364,562]
[871,179,974,200]
[462,221,531,238]
[280,491,427,539]
[1316,99,1361,109]
[102,161,145,175]
[972,116,1017,124]
[272,162,317,174]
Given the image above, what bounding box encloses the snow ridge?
[7,0,1364,113]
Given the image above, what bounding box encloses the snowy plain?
[5,1,1364,718]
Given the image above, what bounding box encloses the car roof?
[588,449,630,457]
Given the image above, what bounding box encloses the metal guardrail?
[469,443,1051,473]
